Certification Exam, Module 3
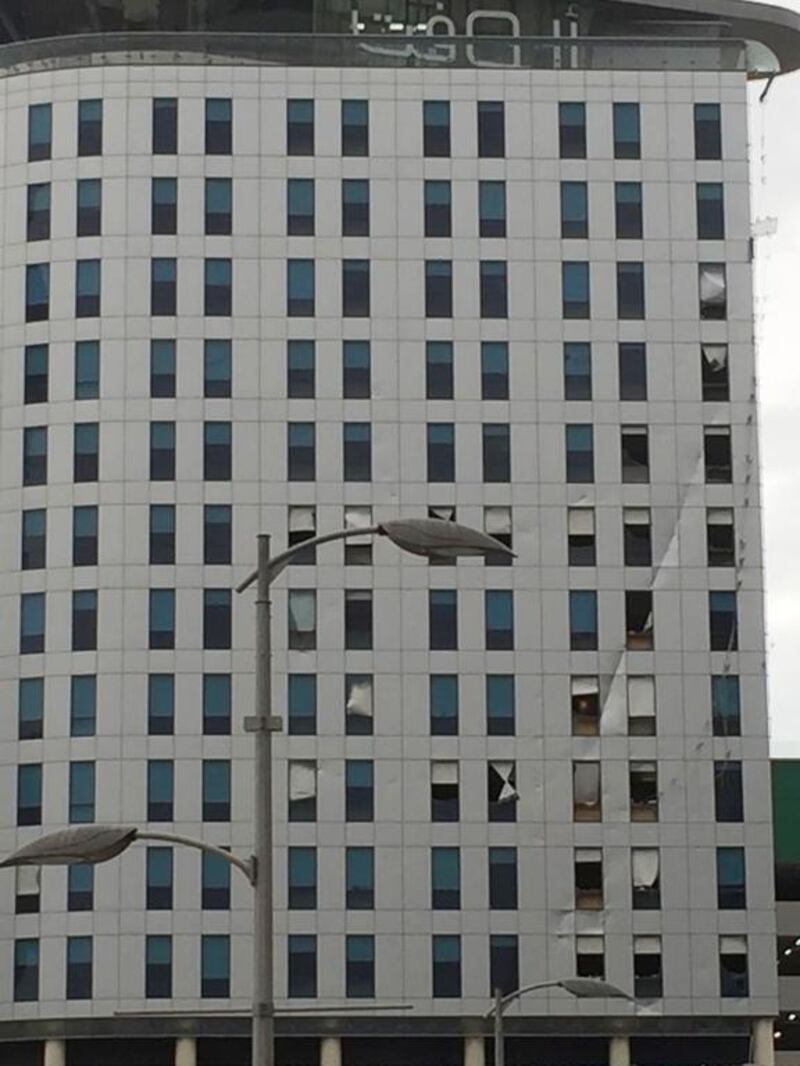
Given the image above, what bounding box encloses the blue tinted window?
[203,674,231,735]
[24,343,48,403]
[561,182,588,238]
[28,104,51,160]
[288,259,314,316]
[481,341,508,400]
[487,675,514,736]
[711,675,740,735]
[205,178,232,233]
[485,590,513,649]
[342,99,368,155]
[343,340,370,398]
[69,761,95,823]
[148,674,174,735]
[76,259,100,296]
[431,848,460,909]
[202,760,231,821]
[17,764,42,825]
[204,339,231,397]
[562,262,590,318]
[75,341,99,399]
[149,589,175,648]
[566,424,594,483]
[613,103,640,158]
[201,935,230,997]
[70,676,96,737]
[559,102,586,157]
[67,864,93,911]
[479,181,506,236]
[202,851,231,910]
[426,341,453,400]
[26,263,49,320]
[346,847,374,909]
[20,592,45,654]
[146,848,173,909]
[288,178,314,235]
[288,847,317,909]
[288,674,316,736]
[147,760,173,820]
[14,939,39,1001]
[430,675,458,736]
[287,339,315,398]
[564,342,591,400]
[569,591,598,650]
[18,678,43,740]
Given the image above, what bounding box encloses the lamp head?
[0,826,139,868]
[378,517,515,559]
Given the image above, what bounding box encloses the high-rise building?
[1,3,798,1065]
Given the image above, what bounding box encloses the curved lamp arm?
[134,830,255,885]
[236,525,380,593]
[486,981,562,1017]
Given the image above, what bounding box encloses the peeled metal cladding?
[0,825,138,868]
[378,517,516,559]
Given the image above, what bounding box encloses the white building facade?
[0,3,797,1065]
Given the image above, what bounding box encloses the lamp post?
[487,978,633,1066]
[1,517,513,1066]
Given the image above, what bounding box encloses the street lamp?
[487,978,633,1066]
[1,517,513,1066]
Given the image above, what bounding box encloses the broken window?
[719,935,748,997]
[634,936,663,998]
[576,935,605,979]
[345,590,373,650]
[709,591,737,651]
[711,674,740,736]
[714,760,743,822]
[288,761,317,822]
[288,506,316,565]
[288,590,316,651]
[570,590,598,651]
[626,590,654,651]
[701,343,729,402]
[345,674,373,736]
[624,509,652,567]
[488,761,518,823]
[704,426,732,483]
[621,425,649,483]
[430,674,458,736]
[571,676,600,736]
[484,506,512,567]
[575,848,603,910]
[573,761,601,822]
[568,508,595,566]
[344,506,373,566]
[431,761,459,822]
[628,676,656,736]
[487,675,514,737]
[699,263,727,320]
[429,505,457,566]
[706,508,735,567]
[632,848,660,910]
[15,866,40,915]
[630,761,658,822]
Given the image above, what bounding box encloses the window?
[72,590,97,651]
[148,674,174,736]
[20,592,45,654]
[630,761,658,821]
[566,425,593,483]
[483,424,510,483]
[202,760,231,821]
[77,178,101,236]
[695,103,722,160]
[288,505,316,565]
[619,342,647,400]
[206,177,232,235]
[204,339,231,398]
[424,180,451,237]
[342,99,368,155]
[288,935,316,998]
[146,848,173,909]
[621,425,649,482]
[576,936,605,979]
[145,936,172,998]
[78,99,102,156]
[73,506,97,566]
[287,99,314,155]
[719,936,748,997]
[427,423,455,483]
[288,847,316,909]
[288,421,315,481]
[572,676,600,735]
[345,674,373,735]
[343,259,370,317]
[626,590,653,650]
[26,263,49,321]
[203,589,231,650]
[150,421,175,480]
[288,259,314,316]
[429,590,457,650]
[76,259,101,317]
[624,509,651,566]
[712,675,740,736]
[561,182,588,238]
[17,764,42,825]
[477,100,504,156]
[484,506,512,566]
[204,421,232,480]
[717,847,746,909]
[28,103,51,161]
[615,182,642,239]
[342,180,369,236]
[490,935,519,996]
[488,761,518,822]
[564,342,591,400]
[18,678,43,741]
[346,760,374,822]
[480,261,507,318]
[205,258,232,316]
[632,849,660,910]
[201,936,230,998]
[205,98,232,154]
[617,262,645,319]
[426,341,453,399]
[562,261,590,318]
[709,591,737,651]
[628,676,656,736]
[27,183,50,240]
[715,760,743,822]
[478,341,508,400]
[485,591,513,650]
[147,505,175,567]
[575,848,603,910]
[573,761,601,821]
[424,100,450,156]
[147,760,174,821]
[433,936,461,998]
[75,340,99,400]
[14,940,39,1002]
[697,183,725,239]
[343,340,370,398]
[487,675,514,736]
[204,505,231,565]
[69,761,95,823]
[70,675,96,737]
[15,867,40,915]
[570,590,597,651]
[707,508,735,567]
[613,102,640,158]
[203,674,231,736]
[202,852,230,909]
[431,848,460,910]
[704,426,732,482]
[67,864,93,911]
[288,590,316,651]
[559,102,586,158]
[24,344,48,403]
[346,847,374,909]
[151,177,177,235]
[425,260,452,317]
[699,263,727,320]
[287,178,314,236]
[431,761,459,821]
[701,343,729,401]
[152,97,177,153]
[21,510,46,570]
[345,589,372,649]
[633,937,662,998]
[429,675,458,736]
[489,847,517,910]
[151,258,176,316]
[74,422,99,482]
[287,340,315,399]
[478,180,506,237]
[149,589,175,650]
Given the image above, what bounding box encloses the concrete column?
[174,1037,197,1066]
[320,1035,342,1066]
[609,1035,630,1066]
[44,1040,66,1066]
[464,1034,486,1066]
[752,1018,775,1066]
